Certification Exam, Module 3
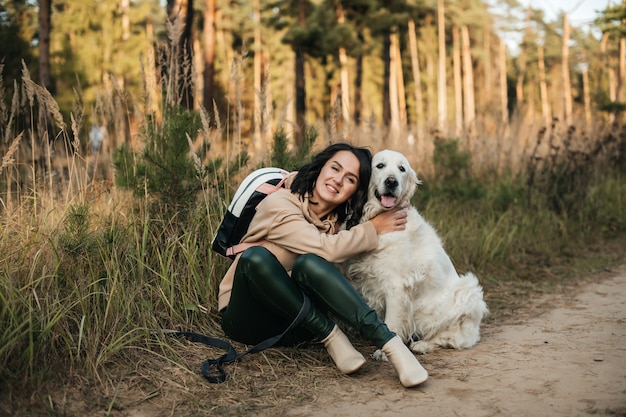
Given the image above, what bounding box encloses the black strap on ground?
[171,296,311,384]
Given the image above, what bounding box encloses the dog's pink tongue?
[381,195,397,208]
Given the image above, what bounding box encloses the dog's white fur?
[345,150,488,355]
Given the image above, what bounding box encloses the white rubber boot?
[322,325,366,374]
[381,336,429,387]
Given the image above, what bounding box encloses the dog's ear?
[405,164,421,199]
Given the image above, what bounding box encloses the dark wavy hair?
[290,143,372,229]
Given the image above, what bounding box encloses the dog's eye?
[399,165,406,172]
[376,163,384,169]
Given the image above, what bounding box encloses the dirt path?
[286,265,626,417]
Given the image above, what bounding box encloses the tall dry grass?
[1,24,625,403]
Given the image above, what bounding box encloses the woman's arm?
[249,192,408,263]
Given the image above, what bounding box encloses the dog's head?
[368,150,420,212]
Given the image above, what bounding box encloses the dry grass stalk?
[21,60,34,107]
[187,132,204,179]
[23,79,65,130]
[0,62,8,128]
[0,132,23,176]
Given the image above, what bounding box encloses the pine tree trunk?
[382,32,391,127]
[562,13,573,126]
[537,44,550,127]
[437,0,447,134]
[617,9,626,124]
[483,26,492,104]
[262,49,273,145]
[425,16,436,126]
[294,0,307,146]
[453,25,463,137]
[216,8,232,88]
[354,31,364,126]
[38,0,52,93]
[498,37,508,125]
[461,25,475,135]
[336,3,350,128]
[389,30,400,136]
[601,32,616,124]
[167,0,194,109]
[407,19,424,129]
[120,0,130,41]
[516,7,531,108]
[252,0,262,155]
[582,62,591,127]
[203,0,216,109]
[395,33,407,129]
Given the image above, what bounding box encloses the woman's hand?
[369,205,409,235]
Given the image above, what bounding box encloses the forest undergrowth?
[1,50,626,415]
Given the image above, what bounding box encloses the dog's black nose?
[384,177,398,189]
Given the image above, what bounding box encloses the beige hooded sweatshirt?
[217,188,378,311]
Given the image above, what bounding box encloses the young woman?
[218,143,428,387]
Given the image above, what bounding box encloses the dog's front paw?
[372,349,389,362]
[409,340,435,354]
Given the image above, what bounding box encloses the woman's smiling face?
[311,150,360,215]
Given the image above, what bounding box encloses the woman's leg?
[221,246,366,374]
[291,253,429,387]
[291,253,394,348]
[221,246,334,346]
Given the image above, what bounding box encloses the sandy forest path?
[286,265,626,417]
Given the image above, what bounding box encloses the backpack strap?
[225,240,268,258]
[168,295,311,383]
[255,175,288,195]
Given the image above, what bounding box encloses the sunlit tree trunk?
[538,44,550,127]
[461,25,475,136]
[498,37,508,125]
[389,30,400,136]
[425,15,436,126]
[252,0,263,156]
[601,32,616,124]
[437,0,447,134]
[262,49,273,144]
[453,25,463,137]
[120,0,130,41]
[216,8,232,88]
[408,19,424,130]
[336,3,351,129]
[617,4,626,124]
[483,26,492,104]
[562,13,573,126]
[516,7,531,108]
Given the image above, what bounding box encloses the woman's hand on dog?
[370,205,409,235]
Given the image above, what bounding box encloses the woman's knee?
[292,253,338,285]
[239,245,273,269]
[293,253,324,274]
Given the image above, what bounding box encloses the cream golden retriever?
[344,150,488,355]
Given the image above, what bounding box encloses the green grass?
[1,38,625,414]
[1,160,624,392]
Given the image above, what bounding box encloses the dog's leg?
[373,285,408,362]
[409,339,438,354]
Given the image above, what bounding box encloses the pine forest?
[1,0,625,415]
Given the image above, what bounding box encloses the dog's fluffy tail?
[457,272,489,318]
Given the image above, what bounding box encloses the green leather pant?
[221,246,395,348]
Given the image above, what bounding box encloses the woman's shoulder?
[260,188,302,211]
